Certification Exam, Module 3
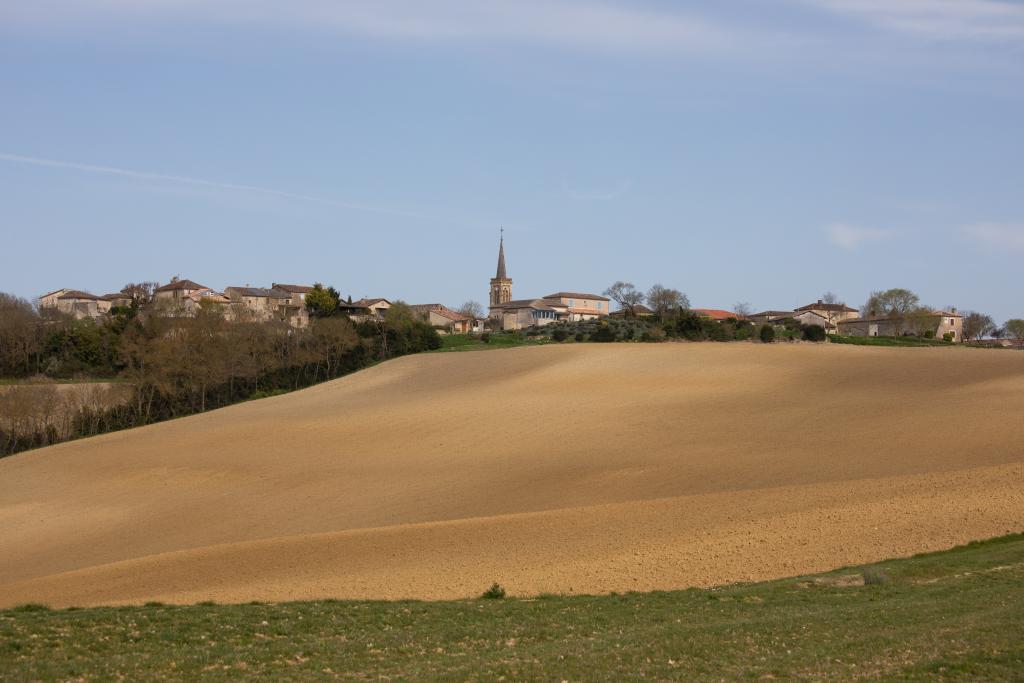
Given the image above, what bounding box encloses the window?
[568,299,574,307]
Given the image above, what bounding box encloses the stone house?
[153,279,209,306]
[54,290,101,319]
[224,286,308,328]
[794,300,860,326]
[543,292,610,321]
[837,311,963,341]
[38,288,71,310]
[412,304,474,334]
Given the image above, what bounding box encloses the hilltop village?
[33,234,1000,344]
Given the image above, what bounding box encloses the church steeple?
[489,230,512,308]
[496,234,507,280]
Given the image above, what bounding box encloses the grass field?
[829,334,955,347]
[2,534,1022,681]
[435,332,547,351]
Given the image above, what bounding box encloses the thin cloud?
[825,223,893,250]
[961,223,1024,251]
[0,1,786,57]
[0,152,419,218]
[806,0,1024,42]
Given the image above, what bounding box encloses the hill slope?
[1,344,1022,606]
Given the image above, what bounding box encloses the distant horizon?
[2,1,1022,321]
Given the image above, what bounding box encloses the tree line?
[0,291,441,457]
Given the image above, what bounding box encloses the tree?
[1005,319,1024,343]
[819,292,849,326]
[121,282,159,306]
[603,281,644,317]
[305,283,339,318]
[647,285,689,318]
[907,306,939,338]
[863,288,920,318]
[759,324,775,343]
[0,292,43,376]
[962,311,995,341]
[457,301,484,319]
[733,302,752,319]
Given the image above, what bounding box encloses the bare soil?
[1,344,1022,607]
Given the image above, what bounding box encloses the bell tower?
[489,230,512,307]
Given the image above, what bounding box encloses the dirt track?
[1,344,1023,607]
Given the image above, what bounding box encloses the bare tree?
[603,281,644,317]
[457,301,484,319]
[121,282,159,306]
[819,291,849,327]
[1005,319,1024,343]
[647,285,689,318]
[733,302,753,319]
[962,311,995,341]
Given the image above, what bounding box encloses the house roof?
[155,279,207,292]
[58,290,99,300]
[271,283,313,294]
[353,298,390,307]
[751,310,796,318]
[99,293,131,301]
[795,300,858,313]
[493,298,567,312]
[226,286,289,298]
[39,288,70,299]
[544,292,610,301]
[693,308,737,320]
[430,308,469,322]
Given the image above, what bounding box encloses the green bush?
[481,583,506,600]
[574,332,585,342]
[591,325,617,343]
[480,332,491,344]
[943,332,955,342]
[759,324,775,344]
[552,328,569,342]
[802,324,827,342]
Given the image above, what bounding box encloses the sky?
[1,1,1023,320]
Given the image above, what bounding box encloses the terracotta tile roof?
[39,288,70,299]
[693,308,737,320]
[795,300,858,313]
[99,293,131,301]
[155,279,207,292]
[353,298,390,307]
[271,283,313,293]
[226,287,290,298]
[544,292,610,301]
[57,290,99,300]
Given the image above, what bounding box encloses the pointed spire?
[495,228,507,280]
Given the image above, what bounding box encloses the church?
[487,234,610,331]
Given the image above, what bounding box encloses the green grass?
[2,535,1022,681]
[434,333,550,352]
[830,335,956,347]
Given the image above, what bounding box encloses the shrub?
[802,324,827,342]
[591,325,616,342]
[641,327,665,343]
[923,330,935,339]
[12,603,50,612]
[574,332,585,342]
[481,583,506,600]
[735,325,752,341]
[552,328,569,342]
[862,567,889,585]
[480,332,491,344]
[759,324,775,343]
[943,332,955,342]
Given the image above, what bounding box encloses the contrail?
[0,152,420,218]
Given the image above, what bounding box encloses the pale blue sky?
[1,1,1022,319]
